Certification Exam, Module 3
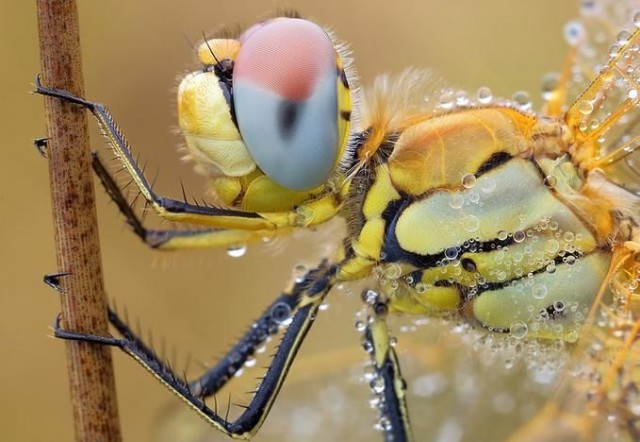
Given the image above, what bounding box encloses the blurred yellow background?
[2,1,577,441]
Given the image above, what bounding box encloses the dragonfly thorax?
[340,104,617,341]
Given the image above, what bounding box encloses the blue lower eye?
[233,77,338,190]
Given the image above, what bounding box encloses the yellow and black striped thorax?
[341,107,614,341]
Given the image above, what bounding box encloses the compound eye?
[233,19,339,190]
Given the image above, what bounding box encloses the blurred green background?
[2,1,577,440]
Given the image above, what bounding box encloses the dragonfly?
[36,3,640,441]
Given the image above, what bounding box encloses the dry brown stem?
[36,1,122,440]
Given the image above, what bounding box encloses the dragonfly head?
[178,17,353,212]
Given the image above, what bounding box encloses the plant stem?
[35,1,122,440]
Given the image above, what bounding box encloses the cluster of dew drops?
[352,287,572,438]
[433,5,640,145]
[355,288,401,435]
[434,86,534,116]
[564,7,640,140]
[374,162,588,342]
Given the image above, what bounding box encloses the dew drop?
[445,247,458,260]
[609,43,621,57]
[578,121,589,133]
[578,99,594,115]
[545,239,560,254]
[244,357,257,368]
[463,215,480,232]
[513,230,526,243]
[532,284,548,300]
[271,301,292,323]
[580,0,598,15]
[370,377,385,394]
[564,21,585,46]
[461,173,477,188]
[512,91,532,110]
[384,263,402,280]
[510,321,528,339]
[449,192,464,209]
[362,289,379,304]
[227,245,247,258]
[455,90,470,106]
[617,30,632,45]
[376,416,392,432]
[438,90,455,110]
[544,175,557,188]
[565,330,579,342]
[477,86,493,104]
[293,263,309,282]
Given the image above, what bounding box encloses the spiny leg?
[52,262,338,439]
[91,152,270,250]
[362,290,412,442]
[33,76,275,231]
[186,262,334,398]
[31,136,261,250]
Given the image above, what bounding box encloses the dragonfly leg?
[53,262,338,439]
[34,75,275,232]
[362,290,413,442]
[91,151,269,250]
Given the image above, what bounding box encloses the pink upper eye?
[234,18,336,101]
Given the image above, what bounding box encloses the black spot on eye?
[461,258,477,272]
[278,100,302,139]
